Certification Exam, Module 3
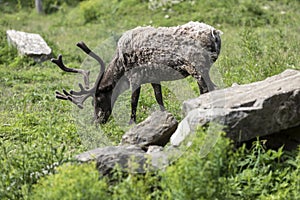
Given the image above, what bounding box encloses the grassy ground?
[0,0,300,199]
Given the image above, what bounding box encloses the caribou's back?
[115,21,222,85]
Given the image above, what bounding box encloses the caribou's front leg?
[130,85,141,124]
[151,83,165,111]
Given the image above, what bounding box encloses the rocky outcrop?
[75,111,176,175]
[6,30,52,62]
[171,69,300,146]
[75,69,300,176]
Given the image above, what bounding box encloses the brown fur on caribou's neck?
[97,56,123,92]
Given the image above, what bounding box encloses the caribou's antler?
[51,41,106,109]
[51,54,90,88]
[76,41,105,91]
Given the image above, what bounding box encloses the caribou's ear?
[214,29,223,36]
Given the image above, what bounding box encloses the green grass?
[0,0,300,199]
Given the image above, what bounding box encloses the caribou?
[51,21,222,123]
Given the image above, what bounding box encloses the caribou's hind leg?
[151,83,165,111]
[194,70,217,95]
[198,76,209,94]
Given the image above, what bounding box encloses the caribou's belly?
[125,64,189,85]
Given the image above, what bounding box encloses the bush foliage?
[0,0,84,14]
[0,0,299,199]
[31,130,300,199]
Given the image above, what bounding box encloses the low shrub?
[31,163,109,200]
[30,127,300,199]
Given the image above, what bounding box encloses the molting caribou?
[51,21,222,123]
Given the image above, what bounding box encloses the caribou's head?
[51,41,113,123]
[94,89,112,123]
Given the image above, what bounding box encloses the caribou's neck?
[96,57,130,107]
[98,58,124,90]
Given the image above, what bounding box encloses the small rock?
[121,110,178,147]
[6,30,52,62]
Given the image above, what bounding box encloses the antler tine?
[70,83,96,95]
[76,41,105,88]
[76,41,105,73]
[51,54,90,89]
[55,91,69,100]
[55,89,92,109]
[52,53,96,109]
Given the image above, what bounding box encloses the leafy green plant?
[31,163,109,200]
[79,0,119,24]
[0,30,19,65]
[221,141,300,199]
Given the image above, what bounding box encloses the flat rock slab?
[75,145,145,163]
[171,69,300,146]
[121,110,178,147]
[75,145,169,175]
[7,30,52,62]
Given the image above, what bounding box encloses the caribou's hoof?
[128,118,136,125]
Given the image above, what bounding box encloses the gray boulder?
[6,30,52,62]
[95,145,147,175]
[75,145,170,175]
[75,145,146,175]
[121,110,178,147]
[171,69,300,147]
